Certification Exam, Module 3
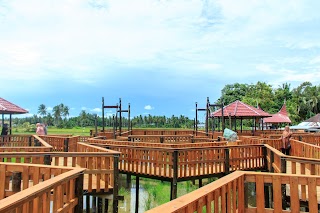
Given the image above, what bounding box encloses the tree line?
[12,81,318,129]
[217,81,320,124]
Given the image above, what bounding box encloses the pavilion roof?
[211,100,271,118]
[264,103,291,124]
[304,113,320,122]
[0,97,28,114]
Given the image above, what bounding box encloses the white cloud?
[47,107,53,111]
[81,107,87,110]
[91,108,102,113]
[310,56,320,64]
[144,105,154,110]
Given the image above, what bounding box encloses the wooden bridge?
[1,130,320,212]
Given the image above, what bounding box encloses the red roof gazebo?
[211,100,271,132]
[263,103,291,128]
[0,97,28,134]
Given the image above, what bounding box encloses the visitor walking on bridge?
[281,126,292,155]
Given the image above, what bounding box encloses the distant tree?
[38,104,47,117]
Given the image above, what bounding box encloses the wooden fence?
[146,171,320,213]
[0,162,84,213]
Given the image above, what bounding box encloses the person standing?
[43,123,48,135]
[1,123,9,136]
[36,123,45,135]
[281,126,292,155]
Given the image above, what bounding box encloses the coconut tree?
[38,104,47,122]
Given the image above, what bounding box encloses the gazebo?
[263,103,291,129]
[211,100,271,133]
[0,97,28,134]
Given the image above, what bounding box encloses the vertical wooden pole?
[221,102,225,131]
[102,97,105,132]
[224,149,230,175]
[119,98,122,136]
[98,196,103,213]
[95,114,98,136]
[199,179,203,188]
[281,158,287,209]
[195,102,198,136]
[263,146,268,171]
[113,155,119,213]
[104,198,109,213]
[135,176,139,213]
[171,150,178,200]
[86,195,90,213]
[92,196,97,212]
[240,118,243,133]
[9,114,12,135]
[126,174,131,188]
[128,103,131,132]
[205,97,209,136]
[74,172,84,213]
[113,115,116,139]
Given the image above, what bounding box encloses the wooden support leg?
[135,176,139,213]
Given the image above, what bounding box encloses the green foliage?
[218,81,320,124]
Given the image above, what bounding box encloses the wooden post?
[224,149,230,175]
[240,118,243,133]
[113,115,116,139]
[104,198,109,213]
[171,150,178,200]
[126,174,131,188]
[95,114,98,137]
[102,97,105,132]
[119,98,122,136]
[281,157,287,210]
[205,97,209,136]
[221,102,225,131]
[113,155,120,213]
[9,114,12,135]
[195,102,198,136]
[199,179,203,188]
[270,151,274,173]
[135,176,140,213]
[86,195,90,213]
[127,103,131,132]
[74,172,84,213]
[12,171,21,192]
[263,146,268,171]
[64,138,69,152]
[98,196,103,213]
[93,196,97,212]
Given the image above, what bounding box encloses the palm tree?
[38,104,47,121]
[52,105,62,126]
[62,105,70,119]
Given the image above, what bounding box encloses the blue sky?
[1,0,320,119]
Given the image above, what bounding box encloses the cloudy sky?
[1,0,320,119]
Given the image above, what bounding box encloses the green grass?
[13,126,94,136]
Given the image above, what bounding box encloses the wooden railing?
[0,143,121,195]
[0,162,84,213]
[40,135,83,152]
[94,143,265,180]
[146,171,320,213]
[128,135,193,143]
